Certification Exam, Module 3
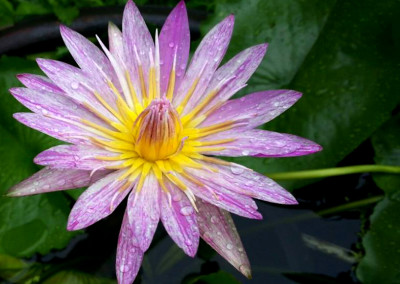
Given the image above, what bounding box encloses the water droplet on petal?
[242,150,250,155]
[71,82,79,89]
[230,165,244,175]
[184,239,192,246]
[169,42,175,48]
[210,216,218,224]
[172,194,182,202]
[226,243,233,250]
[180,206,194,216]
[119,264,130,273]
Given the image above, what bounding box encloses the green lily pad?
[371,114,400,196]
[356,115,400,283]
[0,56,77,257]
[204,0,400,189]
[356,197,400,284]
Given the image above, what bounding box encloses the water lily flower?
[8,1,322,283]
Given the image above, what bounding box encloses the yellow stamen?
[93,91,124,122]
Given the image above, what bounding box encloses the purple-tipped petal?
[197,161,298,205]
[10,87,105,126]
[159,1,190,96]
[200,129,323,157]
[7,167,109,197]
[60,25,118,105]
[14,113,91,145]
[200,90,302,130]
[173,15,234,111]
[34,145,122,170]
[200,44,268,115]
[67,170,132,231]
[160,182,199,257]
[180,171,262,220]
[197,200,251,278]
[126,174,160,251]
[108,22,125,64]
[123,0,154,98]
[117,212,144,284]
[17,74,63,94]
[37,58,117,123]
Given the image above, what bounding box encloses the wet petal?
[67,170,132,230]
[17,74,63,94]
[200,90,301,130]
[180,170,262,219]
[199,161,298,205]
[126,174,160,251]
[159,1,190,96]
[14,113,94,145]
[174,15,234,111]
[10,87,104,125]
[60,25,118,105]
[197,200,251,278]
[116,212,144,284]
[123,0,154,97]
[37,58,117,123]
[34,145,121,170]
[200,44,268,116]
[160,182,199,257]
[7,167,109,196]
[200,129,322,157]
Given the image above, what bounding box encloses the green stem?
[266,165,400,180]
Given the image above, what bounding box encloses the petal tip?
[239,264,252,279]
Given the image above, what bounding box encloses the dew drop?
[41,109,48,115]
[172,194,182,202]
[210,216,218,224]
[242,150,250,155]
[33,181,39,186]
[169,42,175,48]
[119,264,130,273]
[230,165,244,175]
[184,239,192,246]
[180,206,194,216]
[226,243,233,250]
[71,82,79,89]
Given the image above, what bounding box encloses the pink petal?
[200,129,322,157]
[10,87,104,126]
[159,1,190,96]
[34,145,121,170]
[14,113,91,145]
[173,15,234,111]
[7,167,109,196]
[180,170,262,220]
[108,22,125,63]
[126,174,160,251]
[160,182,199,257]
[198,161,298,205]
[17,74,63,94]
[197,200,251,278]
[37,58,117,123]
[122,0,154,98]
[199,90,301,130]
[67,170,131,231]
[116,212,144,284]
[60,25,118,105]
[200,44,268,115]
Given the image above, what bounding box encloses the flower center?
[134,98,182,162]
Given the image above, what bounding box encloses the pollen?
[134,98,183,161]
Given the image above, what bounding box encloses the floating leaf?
[0,56,77,257]
[204,0,400,189]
